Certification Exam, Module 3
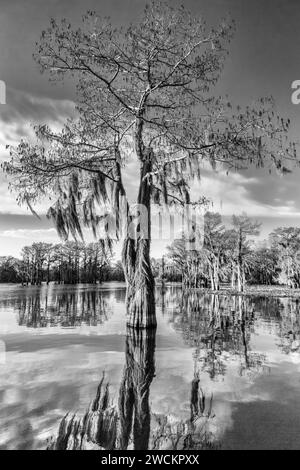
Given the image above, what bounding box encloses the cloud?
[0,87,75,149]
[0,213,51,230]
[1,87,300,258]
[0,87,76,215]
[192,168,300,218]
[0,172,50,215]
[0,228,57,240]
[0,227,61,256]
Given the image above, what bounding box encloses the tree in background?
[18,241,112,285]
[203,212,227,290]
[3,2,296,326]
[248,246,279,285]
[21,242,52,285]
[52,241,82,284]
[4,222,300,289]
[166,211,261,290]
[0,257,22,283]
[270,227,300,288]
[167,237,208,287]
[82,242,112,283]
[105,260,125,282]
[231,214,261,292]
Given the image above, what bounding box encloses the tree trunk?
[242,269,246,292]
[231,267,235,288]
[118,327,156,449]
[214,259,219,291]
[237,263,242,292]
[122,156,156,329]
[47,262,50,285]
[237,228,243,293]
[209,266,215,290]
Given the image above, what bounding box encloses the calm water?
[0,283,300,449]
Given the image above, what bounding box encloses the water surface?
[0,283,300,449]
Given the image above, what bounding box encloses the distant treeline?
[163,212,300,291]
[2,212,300,290]
[0,241,125,285]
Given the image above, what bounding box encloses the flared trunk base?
[126,281,156,329]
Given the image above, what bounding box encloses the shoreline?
[160,283,300,298]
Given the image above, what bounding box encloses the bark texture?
[122,153,156,328]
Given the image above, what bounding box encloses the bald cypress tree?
[3,2,296,327]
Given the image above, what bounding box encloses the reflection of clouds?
[150,341,300,449]
[221,361,300,449]
[3,285,300,448]
[157,290,300,447]
[0,285,127,449]
[149,345,270,444]
[0,346,124,450]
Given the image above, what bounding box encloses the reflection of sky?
[1,284,300,449]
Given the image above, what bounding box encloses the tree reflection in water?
[118,328,156,450]
[14,288,112,328]
[42,288,300,450]
[167,291,268,379]
[47,326,217,450]
[47,327,156,450]
[276,298,300,354]
[150,369,217,450]
[3,284,300,449]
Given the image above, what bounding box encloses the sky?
[1,0,300,259]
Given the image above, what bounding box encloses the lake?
[0,282,300,450]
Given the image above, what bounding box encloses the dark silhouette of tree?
[0,256,22,283]
[248,245,279,285]
[21,243,53,285]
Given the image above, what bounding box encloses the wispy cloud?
[193,169,300,218]
[0,87,76,215]
[0,228,57,240]
[0,87,75,147]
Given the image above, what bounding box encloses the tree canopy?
[3,2,296,241]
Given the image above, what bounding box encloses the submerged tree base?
[125,282,157,328]
[126,303,157,329]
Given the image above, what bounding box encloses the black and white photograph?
[1,0,300,454]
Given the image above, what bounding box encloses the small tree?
[231,213,261,292]
[167,236,208,287]
[270,227,300,288]
[3,2,296,327]
[203,212,226,290]
[21,242,51,285]
[248,246,279,285]
[0,257,21,283]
